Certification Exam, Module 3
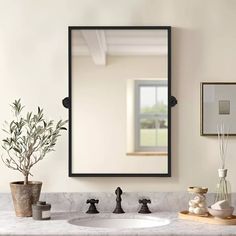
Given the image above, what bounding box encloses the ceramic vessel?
[208,206,234,219]
[10,181,42,217]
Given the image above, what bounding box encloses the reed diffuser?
[215,123,231,203]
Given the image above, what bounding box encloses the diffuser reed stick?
[215,123,230,203]
[217,123,229,169]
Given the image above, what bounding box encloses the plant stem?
[24,175,28,185]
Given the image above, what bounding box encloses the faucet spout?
[113,187,125,214]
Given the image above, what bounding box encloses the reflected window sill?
[126,152,167,156]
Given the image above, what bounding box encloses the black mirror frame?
[64,26,177,177]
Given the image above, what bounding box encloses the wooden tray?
[179,211,236,225]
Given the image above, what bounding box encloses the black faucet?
[113,187,125,214]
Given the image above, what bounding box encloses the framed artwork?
[201,82,236,136]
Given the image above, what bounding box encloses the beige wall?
[0,0,236,192]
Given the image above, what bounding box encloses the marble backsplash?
[1,191,231,213]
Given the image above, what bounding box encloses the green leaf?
[60,120,68,126]
[26,112,32,122]
[13,147,21,153]
[2,139,9,144]
[60,127,67,130]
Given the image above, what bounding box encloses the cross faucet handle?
[138,198,151,214]
[139,199,151,205]
[86,199,99,214]
[86,199,99,204]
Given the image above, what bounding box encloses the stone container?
[10,181,42,217]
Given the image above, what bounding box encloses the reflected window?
[135,80,168,152]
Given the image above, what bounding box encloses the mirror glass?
[69,27,171,176]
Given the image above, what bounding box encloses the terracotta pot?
[10,181,42,217]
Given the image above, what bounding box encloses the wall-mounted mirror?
[68,26,172,176]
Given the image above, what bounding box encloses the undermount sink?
[68,215,170,229]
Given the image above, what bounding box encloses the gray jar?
[32,201,51,220]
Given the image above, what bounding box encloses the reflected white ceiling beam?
[72,30,168,59]
[81,30,107,65]
[108,45,167,56]
[106,36,167,45]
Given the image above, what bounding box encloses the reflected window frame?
[134,80,168,152]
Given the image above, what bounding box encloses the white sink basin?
[68,216,170,229]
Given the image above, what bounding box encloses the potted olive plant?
[1,99,67,217]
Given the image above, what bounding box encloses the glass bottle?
[215,169,231,204]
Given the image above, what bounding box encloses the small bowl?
[208,206,234,219]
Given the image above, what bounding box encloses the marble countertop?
[0,211,236,236]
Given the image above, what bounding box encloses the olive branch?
[1,99,67,184]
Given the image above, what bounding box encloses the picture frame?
[201,82,236,136]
